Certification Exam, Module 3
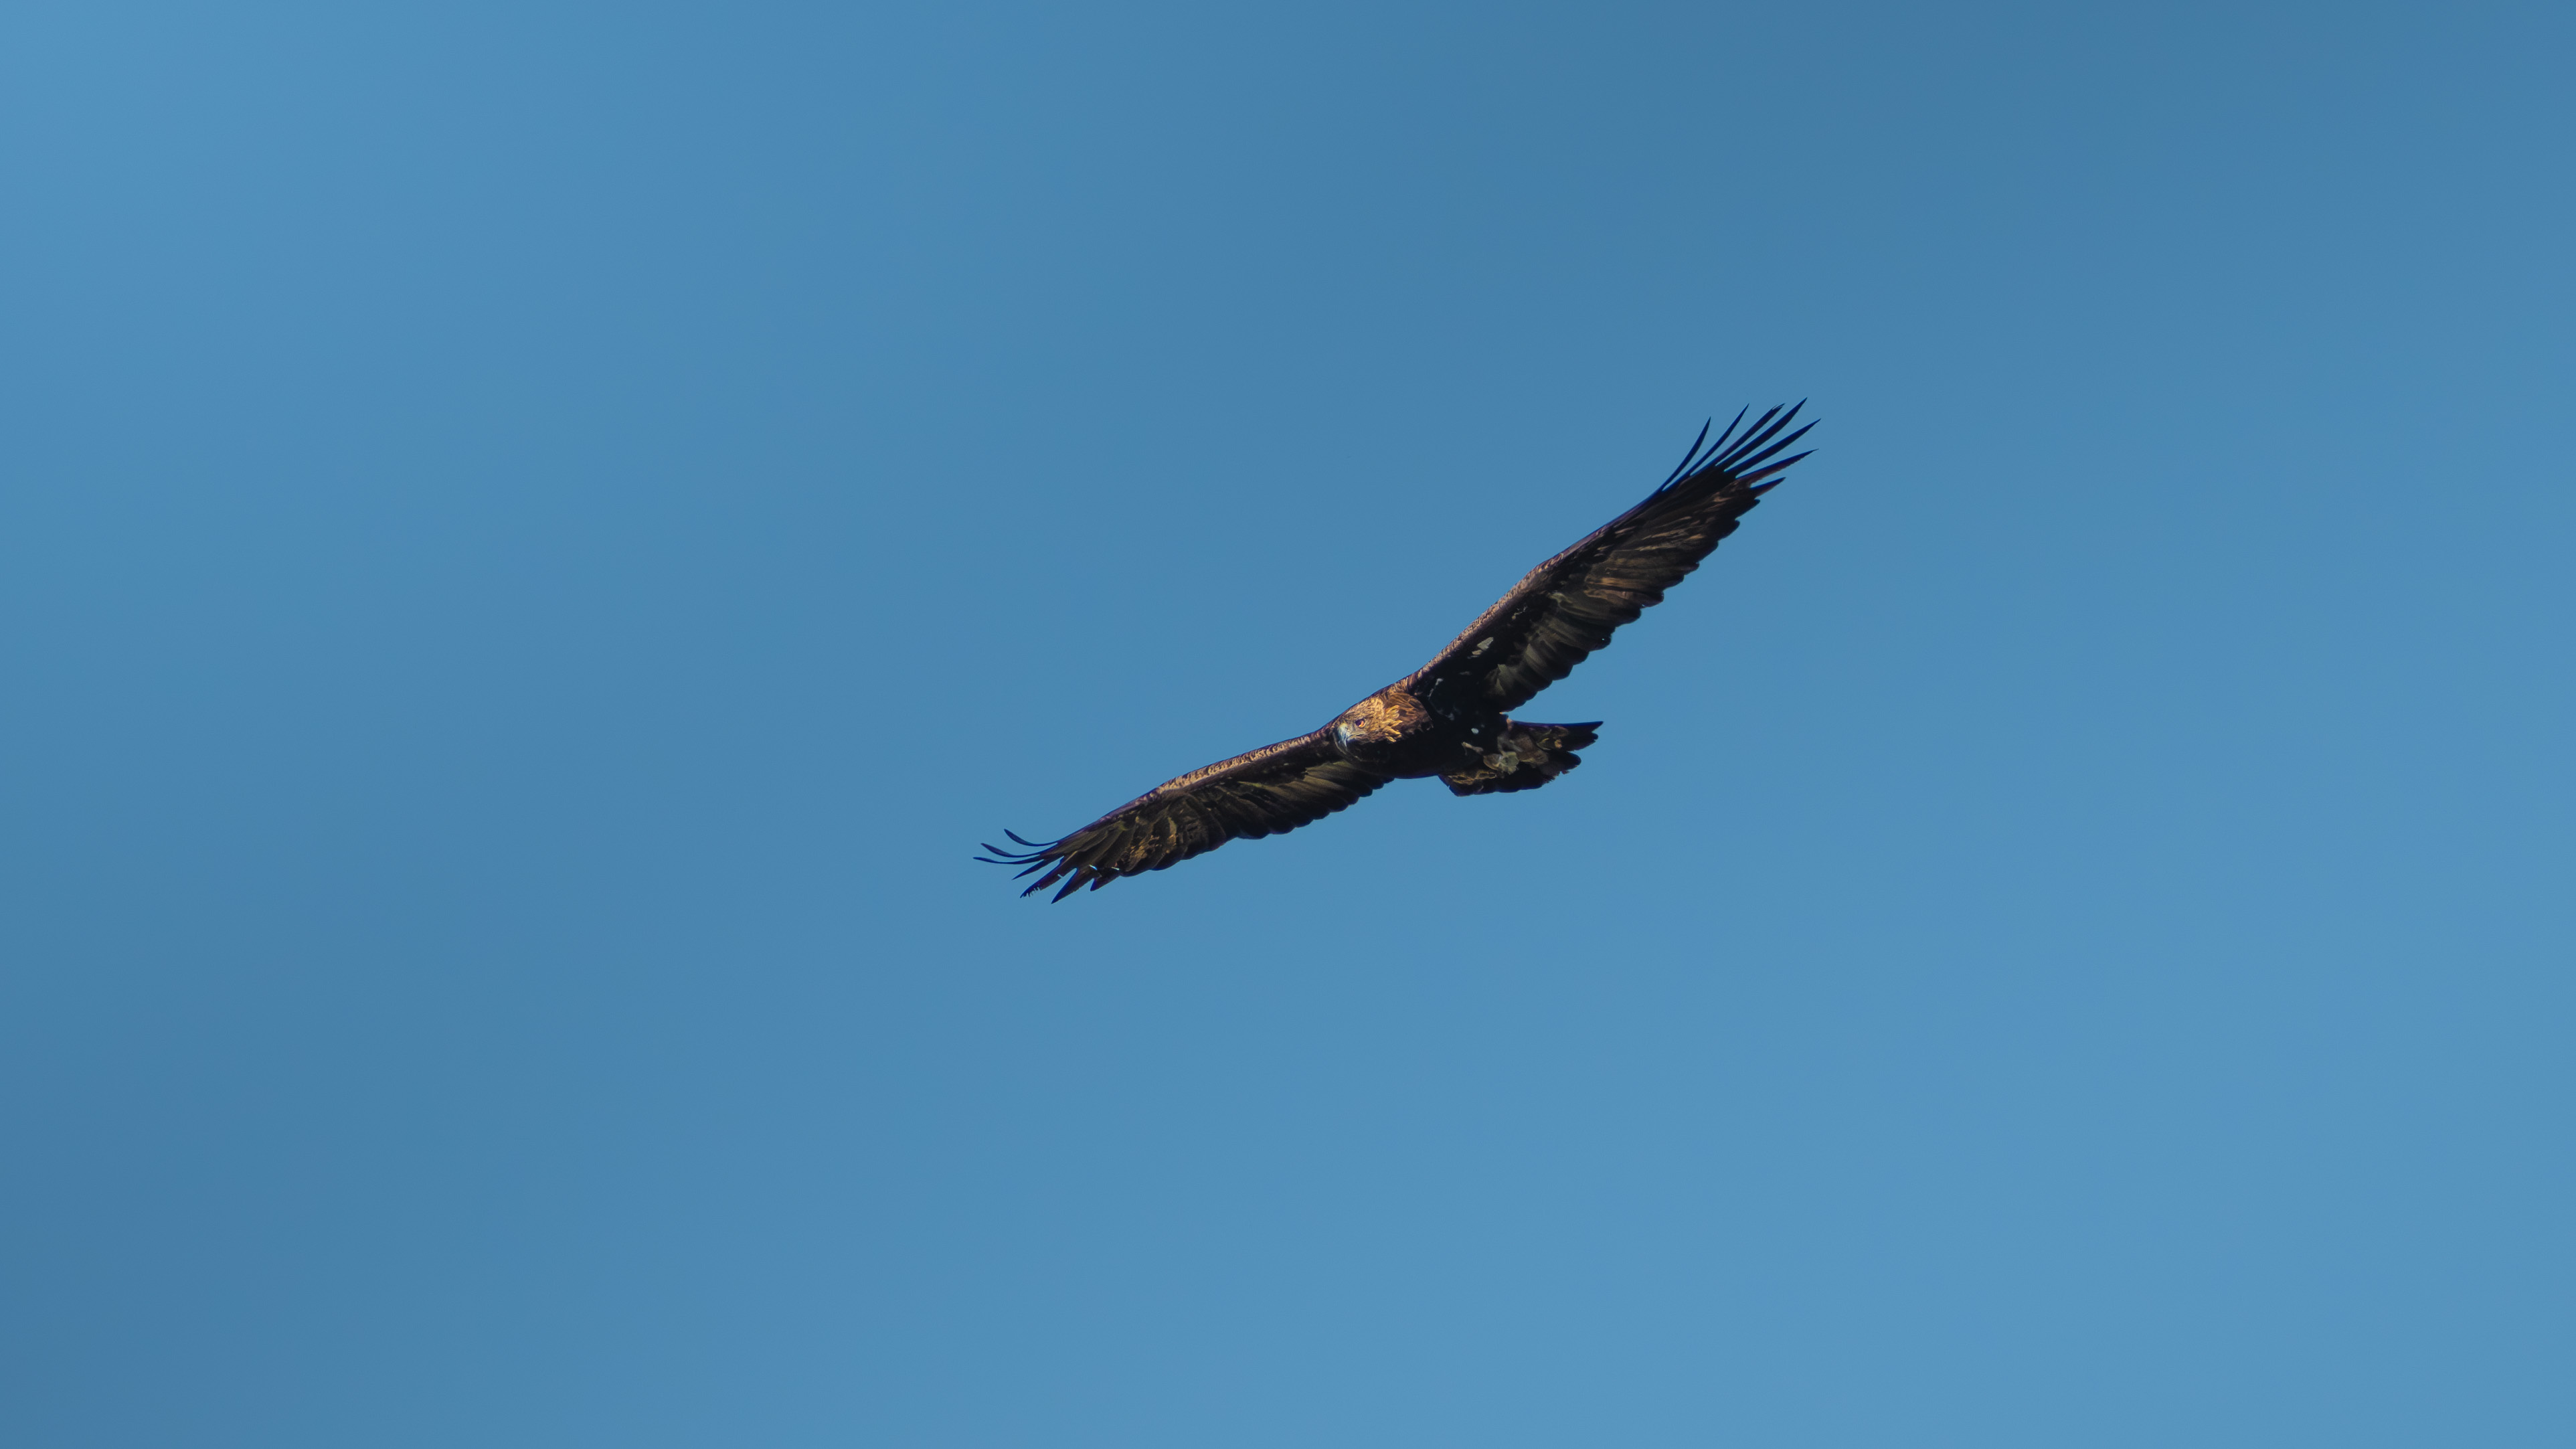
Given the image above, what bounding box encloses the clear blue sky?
[3,2,2569,1444]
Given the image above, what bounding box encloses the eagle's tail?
[1440,720,1600,797]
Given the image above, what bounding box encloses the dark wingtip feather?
[1733,420,1816,475]
[1711,406,1750,452]
[1745,449,1814,493]
[1735,403,1786,446]
[978,833,1067,867]
[1713,405,1794,469]
[1659,417,1717,489]
[1670,404,1817,491]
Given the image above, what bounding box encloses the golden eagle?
[981,405,1814,900]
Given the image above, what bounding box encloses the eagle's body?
[1324,682,1591,787]
[982,406,1814,900]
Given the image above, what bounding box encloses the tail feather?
[1440,720,1600,796]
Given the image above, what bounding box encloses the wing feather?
[977,731,1389,900]
[1405,405,1813,714]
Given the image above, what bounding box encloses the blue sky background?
[3,2,2571,1444]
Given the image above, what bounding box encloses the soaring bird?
[980,405,1814,900]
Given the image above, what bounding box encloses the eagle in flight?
[981,405,1815,900]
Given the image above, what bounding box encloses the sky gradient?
[4,2,2571,1445]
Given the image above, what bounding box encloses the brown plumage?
[980,405,1815,900]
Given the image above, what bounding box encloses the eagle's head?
[1328,690,1431,765]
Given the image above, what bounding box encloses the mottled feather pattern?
[977,734,1389,900]
[1439,721,1600,796]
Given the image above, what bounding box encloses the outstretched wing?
[1405,405,1814,715]
[978,732,1390,901]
